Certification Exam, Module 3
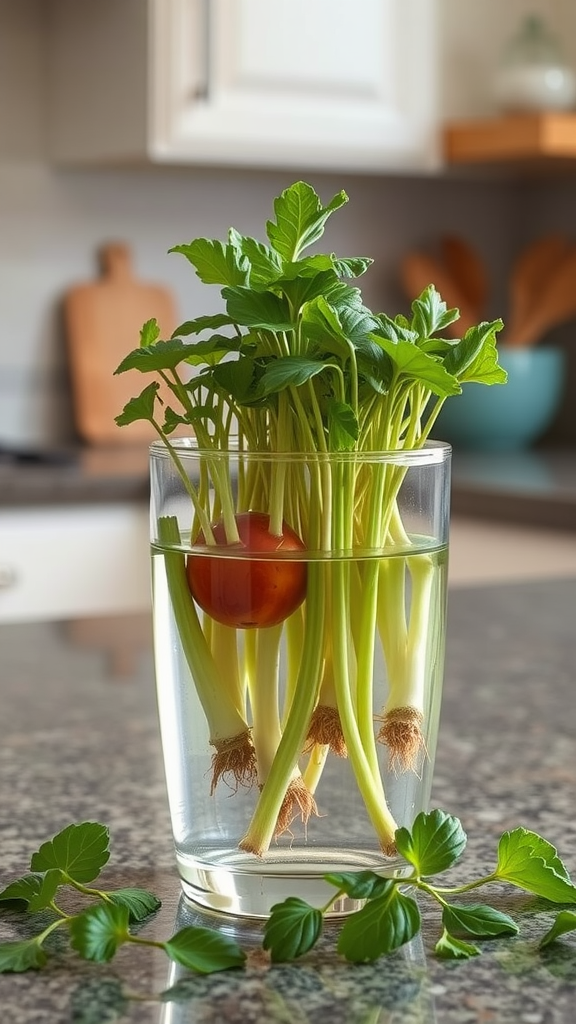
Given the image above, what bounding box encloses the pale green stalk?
[156,516,249,744]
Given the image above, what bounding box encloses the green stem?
[157,516,249,742]
[431,872,500,896]
[240,561,326,855]
[331,558,397,853]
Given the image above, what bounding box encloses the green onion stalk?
[115,182,507,857]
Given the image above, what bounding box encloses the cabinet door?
[0,505,150,623]
[151,0,439,171]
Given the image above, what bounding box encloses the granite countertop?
[1,445,575,533]
[1,578,576,1023]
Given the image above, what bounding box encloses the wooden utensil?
[506,234,571,345]
[64,243,177,445]
[400,251,476,337]
[506,244,576,347]
[440,235,488,319]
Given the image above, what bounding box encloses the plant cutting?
[114,181,506,915]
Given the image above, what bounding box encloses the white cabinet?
[46,0,439,173]
[0,504,150,624]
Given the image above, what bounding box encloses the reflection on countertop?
[1,578,576,1022]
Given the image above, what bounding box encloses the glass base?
[177,846,410,918]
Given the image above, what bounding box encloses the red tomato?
[186,511,307,629]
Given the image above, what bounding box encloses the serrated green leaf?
[262,897,323,963]
[0,870,61,912]
[443,320,506,385]
[211,356,263,406]
[183,334,242,367]
[69,903,130,963]
[442,903,519,939]
[395,809,467,876]
[140,318,161,347]
[323,871,394,901]
[170,238,250,287]
[373,338,461,397]
[327,399,359,451]
[539,911,576,949]
[0,939,47,973]
[228,228,284,287]
[337,887,420,962]
[300,296,352,358]
[279,254,336,280]
[165,926,246,974]
[410,285,460,338]
[115,382,160,427]
[173,313,235,337]
[105,888,162,923]
[30,822,110,884]
[434,929,480,960]
[260,356,329,396]
[114,338,200,375]
[222,286,293,330]
[496,828,576,903]
[333,256,373,278]
[266,181,348,261]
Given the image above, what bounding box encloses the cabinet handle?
[0,564,17,589]
[193,0,211,101]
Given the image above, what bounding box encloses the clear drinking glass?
[150,439,451,917]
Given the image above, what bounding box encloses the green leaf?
[443,320,506,385]
[211,356,263,406]
[323,871,394,901]
[410,285,460,338]
[228,228,284,287]
[260,356,329,396]
[327,399,359,451]
[222,286,293,330]
[114,338,200,375]
[0,870,61,912]
[300,296,351,358]
[115,382,160,427]
[140,318,161,347]
[337,887,420,962]
[374,337,461,397]
[395,809,467,876]
[333,256,373,278]
[539,911,576,949]
[276,254,336,281]
[69,903,130,963]
[434,929,480,960]
[165,926,246,974]
[170,238,250,286]
[183,334,242,367]
[442,903,519,939]
[266,181,348,261]
[0,939,47,973]
[262,897,323,963]
[30,821,110,884]
[105,888,162,923]
[496,828,576,903]
[172,313,235,337]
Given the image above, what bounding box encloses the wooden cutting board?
[64,243,178,445]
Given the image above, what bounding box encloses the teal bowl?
[434,347,565,451]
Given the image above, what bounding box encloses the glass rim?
[149,437,451,466]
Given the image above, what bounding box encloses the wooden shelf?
[443,112,576,165]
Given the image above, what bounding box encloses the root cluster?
[378,706,425,773]
[274,776,318,839]
[210,730,258,794]
[305,705,347,758]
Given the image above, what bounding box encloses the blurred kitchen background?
[2,0,576,637]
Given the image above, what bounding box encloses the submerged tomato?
[186,511,307,629]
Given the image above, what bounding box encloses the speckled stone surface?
[1,578,576,1023]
